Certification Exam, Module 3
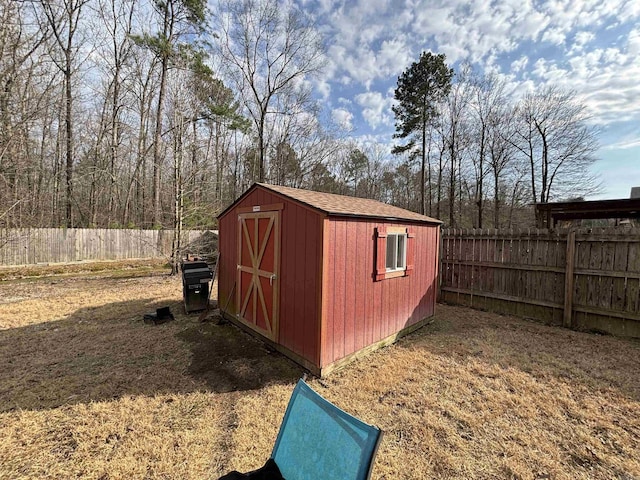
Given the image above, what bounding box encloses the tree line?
[0,0,599,234]
[392,53,599,228]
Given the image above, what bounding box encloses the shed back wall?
[218,188,323,365]
[321,218,439,367]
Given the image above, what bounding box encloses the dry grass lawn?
[0,265,639,479]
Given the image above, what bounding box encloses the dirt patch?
[178,322,302,393]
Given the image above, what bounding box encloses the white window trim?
[385,232,407,273]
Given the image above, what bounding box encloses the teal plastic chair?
[272,379,383,480]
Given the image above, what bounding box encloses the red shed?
[217,183,441,376]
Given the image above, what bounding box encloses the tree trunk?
[191,119,199,205]
[214,121,222,206]
[420,116,426,215]
[152,54,168,227]
[508,180,521,228]
[89,148,98,225]
[493,168,500,228]
[170,116,184,275]
[108,69,120,227]
[436,149,443,219]
[449,142,455,227]
[152,5,172,227]
[64,53,73,227]
[427,128,432,216]
[258,111,266,182]
[477,127,485,228]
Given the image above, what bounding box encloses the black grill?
[181,260,213,313]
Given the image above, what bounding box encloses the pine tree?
[392,52,453,215]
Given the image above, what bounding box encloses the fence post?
[563,230,576,328]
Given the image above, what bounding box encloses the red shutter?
[375,226,387,281]
[405,227,415,276]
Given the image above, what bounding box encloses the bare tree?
[265,95,342,189]
[0,0,241,231]
[439,68,473,226]
[216,0,325,182]
[469,71,507,228]
[133,0,207,227]
[0,1,51,227]
[36,0,90,227]
[487,106,517,228]
[91,0,136,226]
[513,86,600,226]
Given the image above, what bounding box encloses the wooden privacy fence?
[440,228,640,338]
[0,228,213,266]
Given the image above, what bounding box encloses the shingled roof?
[245,183,441,223]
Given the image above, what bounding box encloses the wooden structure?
[535,198,640,227]
[0,228,212,266]
[217,183,441,376]
[440,228,640,338]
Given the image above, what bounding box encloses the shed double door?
[236,211,280,340]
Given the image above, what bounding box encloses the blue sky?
[301,0,640,199]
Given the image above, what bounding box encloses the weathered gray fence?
[440,228,640,338]
[0,228,213,266]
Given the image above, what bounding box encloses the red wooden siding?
[218,213,238,315]
[218,187,323,365]
[279,197,323,363]
[320,218,439,367]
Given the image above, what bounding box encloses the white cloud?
[378,37,412,78]
[521,25,640,126]
[315,78,331,100]
[354,91,394,130]
[603,137,640,150]
[627,27,640,56]
[412,0,549,63]
[331,107,354,130]
[624,0,640,18]
[325,34,413,89]
[515,5,550,40]
[318,0,419,89]
[574,31,595,48]
[510,55,529,73]
[310,0,640,140]
[541,27,566,45]
[316,0,339,14]
[317,0,640,88]
[602,47,626,64]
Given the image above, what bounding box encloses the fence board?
[440,228,640,339]
[0,228,214,266]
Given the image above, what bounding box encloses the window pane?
[397,234,405,268]
[386,234,396,269]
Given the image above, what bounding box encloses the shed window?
[375,226,414,281]
[385,233,406,271]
